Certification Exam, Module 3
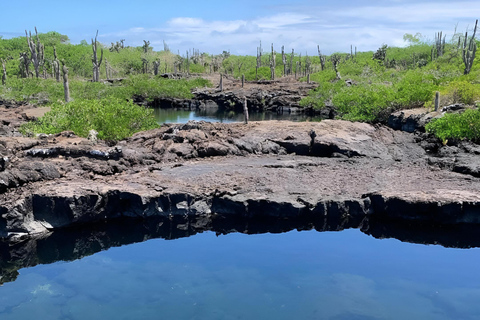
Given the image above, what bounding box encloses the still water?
[153,108,320,124]
[1,227,480,320]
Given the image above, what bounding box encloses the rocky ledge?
[1,108,480,241]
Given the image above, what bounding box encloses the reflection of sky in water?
[1,229,480,319]
[153,108,320,124]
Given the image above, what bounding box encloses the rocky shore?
[1,98,480,243]
[2,97,480,284]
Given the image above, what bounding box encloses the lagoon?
[1,224,480,320]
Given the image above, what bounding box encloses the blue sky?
[1,0,479,55]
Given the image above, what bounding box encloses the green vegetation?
[426,109,480,143]
[20,98,159,141]
[1,27,480,142]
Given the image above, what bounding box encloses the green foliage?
[20,98,159,141]
[244,66,271,81]
[332,83,397,122]
[393,70,436,108]
[426,109,480,142]
[438,80,480,105]
[0,75,212,103]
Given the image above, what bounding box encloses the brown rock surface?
[1,103,480,240]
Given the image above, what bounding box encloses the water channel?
[152,108,321,124]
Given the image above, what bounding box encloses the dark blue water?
[153,108,320,124]
[1,229,480,319]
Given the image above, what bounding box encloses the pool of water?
[1,226,480,319]
[153,108,321,124]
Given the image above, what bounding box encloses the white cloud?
[100,1,479,55]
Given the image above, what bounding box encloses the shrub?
[20,98,160,141]
[332,83,397,122]
[426,109,480,142]
[439,80,479,106]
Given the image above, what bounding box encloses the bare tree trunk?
[219,74,223,91]
[241,74,245,88]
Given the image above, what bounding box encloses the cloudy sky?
[1,0,479,55]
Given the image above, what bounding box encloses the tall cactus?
[91,30,103,82]
[270,43,276,80]
[53,46,60,82]
[317,45,326,71]
[281,46,286,77]
[463,20,478,75]
[62,61,70,103]
[1,59,6,85]
[25,27,44,78]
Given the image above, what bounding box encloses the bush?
[425,109,480,142]
[332,83,397,122]
[20,98,160,141]
[439,80,479,106]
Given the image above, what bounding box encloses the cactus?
[62,61,70,103]
[317,45,326,71]
[270,44,276,80]
[462,20,478,75]
[19,52,30,78]
[256,41,262,80]
[290,49,294,75]
[331,54,341,80]
[1,59,6,85]
[91,30,103,82]
[25,27,44,78]
[53,46,60,82]
[153,60,160,76]
[434,31,446,58]
[281,46,286,77]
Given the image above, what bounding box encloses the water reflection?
[1,216,480,319]
[2,215,480,286]
[152,108,321,124]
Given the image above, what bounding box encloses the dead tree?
[91,31,103,82]
[1,59,6,85]
[317,45,326,71]
[463,20,478,75]
[62,61,70,103]
[53,47,60,82]
[25,27,44,78]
